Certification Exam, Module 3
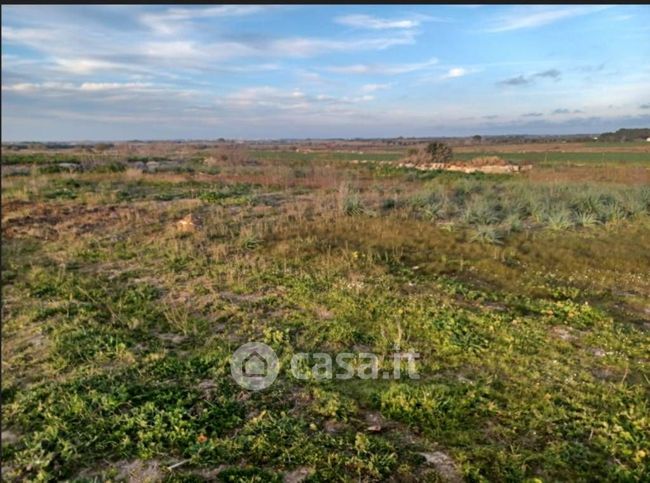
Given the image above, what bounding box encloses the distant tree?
[425,142,453,164]
[472,135,482,143]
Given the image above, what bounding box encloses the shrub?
[425,142,453,164]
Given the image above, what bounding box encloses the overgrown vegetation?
[2,143,649,482]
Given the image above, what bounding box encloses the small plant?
[470,224,503,244]
[599,204,626,224]
[574,211,599,228]
[546,209,574,230]
[461,198,500,225]
[337,181,364,215]
[502,213,524,233]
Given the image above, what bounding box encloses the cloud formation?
[334,13,441,30]
[498,69,561,86]
[552,108,583,115]
[327,57,438,75]
[498,75,530,86]
[442,67,468,79]
[486,6,611,32]
[2,5,648,140]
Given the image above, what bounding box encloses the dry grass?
[526,165,650,184]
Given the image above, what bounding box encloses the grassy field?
[2,144,649,482]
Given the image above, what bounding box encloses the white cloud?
[2,82,82,92]
[334,14,441,30]
[140,6,277,35]
[267,31,416,57]
[2,26,57,44]
[54,58,126,74]
[443,67,468,79]
[360,83,391,93]
[219,86,378,113]
[79,82,153,91]
[327,57,438,75]
[486,6,611,33]
[3,81,160,94]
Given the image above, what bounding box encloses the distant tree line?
[598,128,650,142]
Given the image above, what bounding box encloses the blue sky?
[2,5,650,141]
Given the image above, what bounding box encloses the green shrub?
[425,142,453,164]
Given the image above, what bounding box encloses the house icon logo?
[230,342,279,390]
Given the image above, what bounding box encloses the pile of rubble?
[398,162,532,174]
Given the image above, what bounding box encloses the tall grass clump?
[337,181,364,216]
[470,224,504,244]
[546,209,575,230]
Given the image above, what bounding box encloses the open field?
[2,142,650,482]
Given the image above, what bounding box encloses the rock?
[591,348,607,357]
[156,333,187,344]
[1,431,19,445]
[176,214,202,233]
[146,161,160,172]
[418,451,462,483]
[284,467,314,483]
[324,419,345,434]
[365,412,384,432]
[115,460,163,483]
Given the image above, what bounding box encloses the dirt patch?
[77,460,164,483]
[2,203,143,240]
[418,451,463,483]
[116,460,163,482]
[549,326,577,342]
[284,467,314,483]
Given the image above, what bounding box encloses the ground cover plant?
[2,142,649,482]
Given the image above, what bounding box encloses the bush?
[425,142,453,164]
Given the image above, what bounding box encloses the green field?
[453,151,650,167]
[2,148,649,482]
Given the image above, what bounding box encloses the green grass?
[453,151,650,167]
[2,151,649,481]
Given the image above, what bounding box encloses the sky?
[2,4,650,141]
